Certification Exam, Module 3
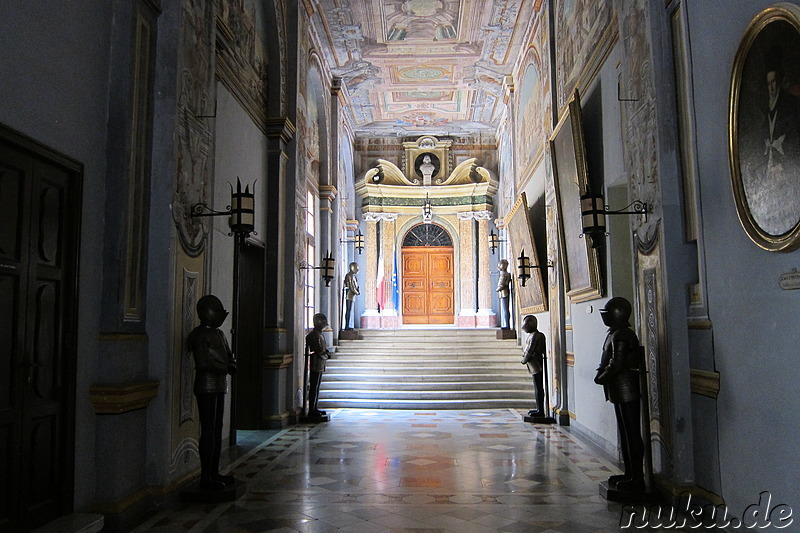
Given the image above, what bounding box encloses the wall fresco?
[515,7,551,185]
[554,0,615,110]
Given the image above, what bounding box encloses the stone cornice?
[263,353,294,370]
[690,369,720,399]
[320,185,338,202]
[90,380,160,414]
[264,117,296,143]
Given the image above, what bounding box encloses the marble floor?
[132,409,698,532]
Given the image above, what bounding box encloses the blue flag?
[391,253,399,311]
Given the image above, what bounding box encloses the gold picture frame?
[505,192,547,313]
[550,90,602,302]
[729,3,800,252]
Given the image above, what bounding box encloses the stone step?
[323,373,531,383]
[317,398,532,409]
[330,354,521,361]
[355,329,498,338]
[319,389,533,400]
[324,365,525,374]
[334,348,519,355]
[321,380,531,391]
[320,329,527,409]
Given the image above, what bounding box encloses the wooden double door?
[401,246,454,324]
[0,131,79,531]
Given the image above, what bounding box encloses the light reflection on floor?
[132,409,697,532]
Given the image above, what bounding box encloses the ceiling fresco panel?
[313,0,536,135]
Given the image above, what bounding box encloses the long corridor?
[133,409,696,532]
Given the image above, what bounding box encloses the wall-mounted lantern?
[580,192,649,249]
[300,251,336,287]
[422,193,433,223]
[340,229,365,255]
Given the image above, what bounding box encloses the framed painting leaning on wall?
[729,3,800,252]
[505,192,547,313]
[550,90,602,303]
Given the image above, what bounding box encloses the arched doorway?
[401,224,454,324]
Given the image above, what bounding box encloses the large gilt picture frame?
[550,90,602,302]
[505,192,547,313]
[729,3,800,252]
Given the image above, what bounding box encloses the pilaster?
[457,212,477,327]
[476,212,495,327]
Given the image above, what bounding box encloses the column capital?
[457,210,493,221]
[364,212,399,222]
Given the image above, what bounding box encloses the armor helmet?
[521,314,538,333]
[600,297,632,329]
[349,262,359,274]
[498,259,508,271]
[197,294,229,328]
[313,313,328,330]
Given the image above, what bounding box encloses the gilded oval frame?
[729,3,800,252]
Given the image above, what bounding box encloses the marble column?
[381,216,400,328]
[363,215,379,313]
[457,213,477,327]
[475,211,495,327]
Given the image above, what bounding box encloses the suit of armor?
[343,262,360,330]
[594,297,645,492]
[521,315,545,416]
[305,313,331,416]
[496,260,512,328]
[187,295,237,491]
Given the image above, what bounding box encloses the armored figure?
[594,297,644,492]
[496,260,512,328]
[305,313,331,418]
[521,315,546,417]
[187,295,237,491]
[343,262,360,330]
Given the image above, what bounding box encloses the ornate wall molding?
[172,0,216,256]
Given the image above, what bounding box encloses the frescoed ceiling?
[311,0,537,136]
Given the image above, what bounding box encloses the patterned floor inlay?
[132,409,700,532]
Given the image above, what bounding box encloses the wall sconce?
[300,251,336,287]
[340,229,365,255]
[192,178,257,238]
[517,249,531,286]
[422,193,433,223]
[488,229,507,255]
[580,192,649,249]
[516,248,554,287]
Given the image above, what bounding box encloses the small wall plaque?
[779,268,800,290]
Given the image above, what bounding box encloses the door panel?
[0,137,77,531]
[402,247,453,324]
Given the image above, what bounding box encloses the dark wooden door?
[0,134,79,532]
[234,242,265,429]
[401,247,454,324]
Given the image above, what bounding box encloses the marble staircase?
[318,328,535,410]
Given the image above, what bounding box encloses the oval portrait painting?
[730,3,800,251]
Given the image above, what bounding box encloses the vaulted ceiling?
[312,0,535,137]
